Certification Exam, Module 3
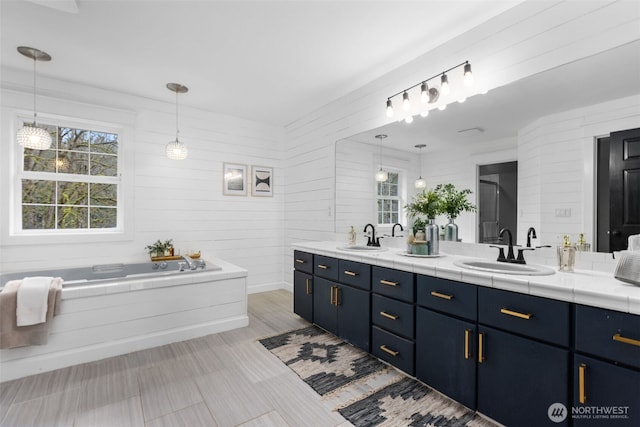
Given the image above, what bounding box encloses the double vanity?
[292,241,640,427]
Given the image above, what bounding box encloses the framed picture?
[251,165,273,197]
[223,163,247,196]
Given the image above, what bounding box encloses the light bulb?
[420,82,429,103]
[420,110,429,118]
[415,177,426,189]
[405,115,414,124]
[17,125,52,150]
[166,139,188,160]
[375,169,388,182]
[440,74,450,95]
[464,63,474,86]
[438,104,447,111]
[402,92,410,111]
[386,99,394,117]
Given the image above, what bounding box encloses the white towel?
[16,276,54,326]
[628,234,640,251]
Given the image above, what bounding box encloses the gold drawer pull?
[380,345,399,357]
[478,332,485,363]
[295,259,305,264]
[380,311,398,320]
[305,278,312,295]
[330,286,336,305]
[380,279,398,287]
[344,270,358,277]
[335,287,340,306]
[464,329,471,360]
[579,363,587,404]
[500,308,532,320]
[613,333,640,347]
[431,291,454,300]
[317,264,328,270]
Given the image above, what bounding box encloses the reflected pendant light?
[16,47,52,150]
[414,144,427,189]
[165,83,189,160]
[375,134,388,182]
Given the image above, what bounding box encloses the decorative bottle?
[575,233,591,252]
[426,219,439,255]
[444,218,458,241]
[348,226,357,246]
[557,234,576,272]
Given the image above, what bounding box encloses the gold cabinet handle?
[613,333,640,347]
[478,332,485,363]
[380,345,399,357]
[330,286,335,305]
[500,308,532,320]
[344,270,358,276]
[305,278,312,295]
[579,363,587,404]
[335,287,340,306]
[464,329,471,360]
[295,259,305,264]
[380,279,398,287]
[317,264,328,270]
[431,291,454,300]
[380,311,398,320]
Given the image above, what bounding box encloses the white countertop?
[292,241,640,315]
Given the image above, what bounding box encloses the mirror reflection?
[336,41,640,252]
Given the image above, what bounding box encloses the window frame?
[3,110,133,245]
[375,167,407,229]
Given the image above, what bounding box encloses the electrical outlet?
[555,208,571,217]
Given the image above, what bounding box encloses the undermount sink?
[337,245,388,252]
[454,259,555,276]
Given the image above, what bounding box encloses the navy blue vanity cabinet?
[293,251,313,322]
[477,287,570,427]
[312,258,371,351]
[415,276,477,409]
[573,305,640,426]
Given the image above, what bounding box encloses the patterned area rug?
[260,326,498,427]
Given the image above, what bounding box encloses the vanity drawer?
[372,266,414,303]
[575,305,640,369]
[372,294,414,339]
[293,250,313,274]
[314,255,339,281]
[339,260,371,290]
[372,326,415,375]
[416,275,477,321]
[478,287,569,347]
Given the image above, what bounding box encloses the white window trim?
[375,167,407,230]
[2,109,134,246]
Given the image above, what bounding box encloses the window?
[19,122,120,232]
[377,171,401,225]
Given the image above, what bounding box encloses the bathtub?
[0,257,248,382]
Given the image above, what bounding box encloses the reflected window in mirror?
[376,170,405,226]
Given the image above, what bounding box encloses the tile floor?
[0,290,351,427]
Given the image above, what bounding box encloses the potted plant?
[436,183,476,241]
[145,239,174,258]
[405,189,444,254]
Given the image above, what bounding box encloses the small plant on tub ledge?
[145,239,174,258]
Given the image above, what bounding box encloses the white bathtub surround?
[293,241,640,316]
[0,257,248,382]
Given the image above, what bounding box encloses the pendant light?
[375,134,388,182]
[414,144,427,189]
[16,47,52,150]
[165,83,188,160]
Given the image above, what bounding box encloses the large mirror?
[336,41,640,251]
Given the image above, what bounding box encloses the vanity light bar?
[386,60,473,118]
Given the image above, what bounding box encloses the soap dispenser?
[557,234,576,272]
[576,233,591,252]
[348,226,357,246]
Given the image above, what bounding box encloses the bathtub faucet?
[180,255,197,271]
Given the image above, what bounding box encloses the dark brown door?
[610,128,640,251]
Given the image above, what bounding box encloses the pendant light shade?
[414,144,426,189]
[16,46,52,150]
[165,83,188,160]
[463,62,474,86]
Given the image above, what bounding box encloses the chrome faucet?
[363,223,380,247]
[392,223,404,237]
[526,227,537,248]
[180,255,197,270]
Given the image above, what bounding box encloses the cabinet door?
[313,277,337,335]
[337,284,370,351]
[573,354,640,427]
[416,307,476,409]
[477,326,569,427]
[293,270,313,322]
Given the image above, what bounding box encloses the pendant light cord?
[32,57,38,126]
[175,89,179,141]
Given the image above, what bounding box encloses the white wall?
[283,1,640,284]
[0,70,285,293]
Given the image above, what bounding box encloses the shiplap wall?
[0,71,284,293]
[283,0,640,285]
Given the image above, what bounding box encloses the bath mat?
[259,325,390,395]
[260,326,498,427]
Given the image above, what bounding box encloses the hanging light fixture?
[464,62,474,86]
[165,83,189,160]
[440,73,450,95]
[374,134,388,182]
[386,99,394,117]
[414,144,427,189]
[402,91,410,111]
[16,46,52,150]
